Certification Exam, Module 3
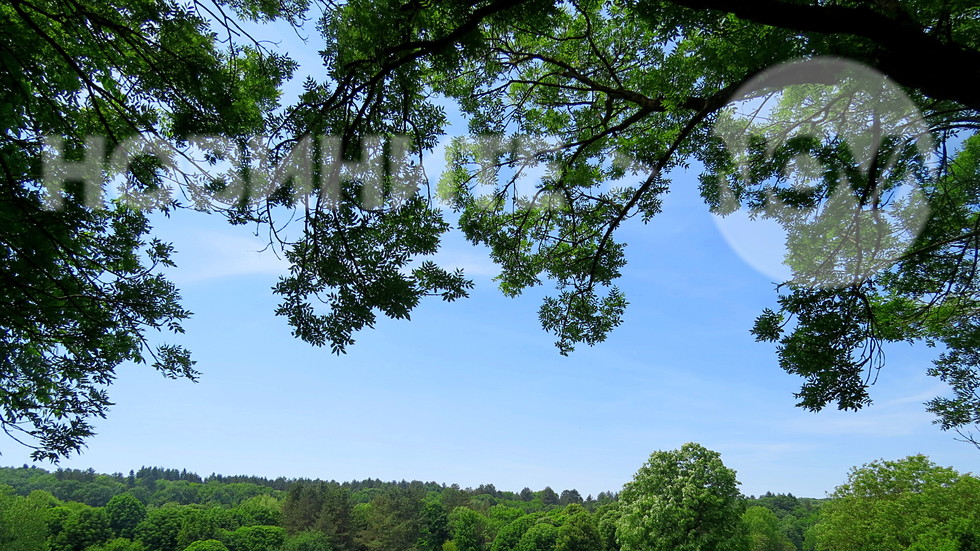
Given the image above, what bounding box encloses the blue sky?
[4,13,978,500]
[9,170,975,499]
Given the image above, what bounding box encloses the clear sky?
[7,171,975,499]
[3,13,977,500]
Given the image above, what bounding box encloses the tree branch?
[663,0,980,110]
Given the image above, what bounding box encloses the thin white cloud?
[782,406,931,437]
[430,249,500,278]
[877,384,948,407]
[166,230,290,283]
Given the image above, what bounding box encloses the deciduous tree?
[291,0,980,445]
[812,455,980,551]
[555,509,600,551]
[516,522,558,551]
[135,506,184,551]
[595,504,621,551]
[50,505,113,551]
[229,525,287,551]
[492,514,538,551]
[616,443,747,551]
[449,507,489,551]
[0,485,52,551]
[742,507,794,551]
[418,498,451,551]
[106,493,147,540]
[0,0,298,460]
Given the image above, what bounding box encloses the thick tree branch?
[663,0,980,110]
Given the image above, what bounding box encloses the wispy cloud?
[781,406,932,437]
[877,384,947,407]
[166,230,290,283]
[429,249,500,278]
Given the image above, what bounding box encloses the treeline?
[0,465,625,551]
[0,462,793,551]
[2,452,976,551]
[0,465,614,510]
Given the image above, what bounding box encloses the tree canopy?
[616,442,747,551]
[4,0,980,459]
[809,455,980,550]
[294,0,980,444]
[0,0,301,458]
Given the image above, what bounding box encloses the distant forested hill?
[4,455,972,551]
[0,464,623,551]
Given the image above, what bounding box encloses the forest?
[2,443,978,551]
